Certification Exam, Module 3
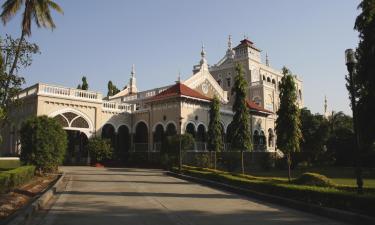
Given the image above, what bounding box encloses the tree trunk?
[214,151,217,170]
[287,153,291,182]
[241,151,244,175]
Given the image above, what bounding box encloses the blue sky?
[1,0,360,114]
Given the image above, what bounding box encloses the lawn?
[247,167,375,187]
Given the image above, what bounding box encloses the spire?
[226,35,235,59]
[176,71,181,83]
[129,64,137,94]
[131,64,135,78]
[200,43,208,67]
[266,53,270,66]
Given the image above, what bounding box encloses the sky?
[1,0,361,115]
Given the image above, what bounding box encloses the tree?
[353,0,375,193]
[86,137,113,164]
[107,81,120,97]
[20,116,67,173]
[1,0,63,82]
[299,108,329,165]
[77,76,88,90]
[207,95,223,169]
[229,64,252,174]
[0,35,39,136]
[276,67,302,182]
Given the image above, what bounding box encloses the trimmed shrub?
[20,116,67,172]
[293,172,336,187]
[0,157,21,169]
[0,166,35,193]
[86,137,113,163]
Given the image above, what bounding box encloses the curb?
[2,173,66,225]
[166,171,375,225]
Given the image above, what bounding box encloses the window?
[267,77,271,82]
[226,78,231,87]
[217,79,221,86]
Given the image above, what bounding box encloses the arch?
[118,125,131,154]
[268,128,275,147]
[65,130,88,164]
[196,124,206,142]
[152,122,164,133]
[259,130,266,145]
[272,79,276,84]
[262,75,266,81]
[134,121,148,151]
[165,123,177,137]
[253,130,260,145]
[185,122,196,138]
[153,124,164,143]
[267,77,271,82]
[133,120,149,133]
[116,124,130,133]
[49,108,93,131]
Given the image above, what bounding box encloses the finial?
[177,71,181,83]
[201,43,206,58]
[324,95,328,117]
[266,53,270,66]
[228,35,232,50]
[131,64,135,77]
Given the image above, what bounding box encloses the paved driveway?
[34,166,346,225]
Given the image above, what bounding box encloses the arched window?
[134,122,148,151]
[267,77,271,83]
[268,128,274,147]
[253,130,259,145]
[217,79,222,86]
[166,123,177,137]
[118,125,131,154]
[101,124,116,151]
[185,123,196,138]
[272,79,276,85]
[259,131,266,146]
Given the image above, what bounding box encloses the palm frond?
[47,0,63,14]
[1,0,24,24]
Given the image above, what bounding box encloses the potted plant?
[85,137,113,167]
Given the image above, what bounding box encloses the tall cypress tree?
[77,76,88,90]
[276,67,302,182]
[353,0,375,193]
[208,95,223,168]
[229,64,252,173]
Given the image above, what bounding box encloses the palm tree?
[1,0,63,77]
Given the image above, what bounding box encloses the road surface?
[32,166,346,225]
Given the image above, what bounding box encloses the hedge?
[0,166,35,193]
[0,157,21,169]
[173,166,375,217]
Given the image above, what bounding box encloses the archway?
[253,130,260,150]
[185,123,196,138]
[165,123,177,137]
[52,110,92,164]
[196,124,206,150]
[65,131,88,164]
[102,124,116,151]
[134,122,148,151]
[118,125,131,157]
[268,128,274,147]
[153,124,164,152]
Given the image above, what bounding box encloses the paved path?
[34,166,347,225]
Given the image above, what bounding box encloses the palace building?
[0,37,303,163]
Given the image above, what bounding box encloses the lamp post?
[179,116,184,171]
[345,48,363,194]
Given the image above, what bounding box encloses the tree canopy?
[208,95,223,152]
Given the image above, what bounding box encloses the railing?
[38,83,103,101]
[153,143,162,152]
[102,101,135,112]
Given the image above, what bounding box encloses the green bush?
[174,166,375,217]
[293,172,336,187]
[86,137,113,163]
[0,158,21,169]
[20,116,67,172]
[0,166,35,193]
[194,153,210,168]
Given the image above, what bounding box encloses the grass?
[173,165,375,217]
[248,167,375,187]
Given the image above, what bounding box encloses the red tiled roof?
[150,82,211,102]
[246,100,273,114]
[234,38,254,49]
